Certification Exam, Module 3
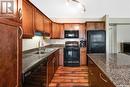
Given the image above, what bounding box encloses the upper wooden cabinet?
[64,23,82,30]
[0,0,22,21]
[86,22,105,30]
[34,9,44,32]
[51,23,64,39]
[64,23,86,38]
[43,16,52,36]
[22,0,34,38]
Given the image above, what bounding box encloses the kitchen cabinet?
[47,50,59,85]
[59,48,64,66]
[51,23,64,39]
[64,23,81,30]
[88,56,115,87]
[64,23,86,38]
[22,0,34,38]
[54,50,59,71]
[0,0,22,22]
[43,16,52,36]
[34,9,44,32]
[0,19,22,87]
[80,48,87,66]
[86,22,105,30]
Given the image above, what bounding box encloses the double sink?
[23,48,58,73]
[33,48,55,56]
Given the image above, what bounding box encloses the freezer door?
[87,30,106,53]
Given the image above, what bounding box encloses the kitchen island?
[88,53,130,87]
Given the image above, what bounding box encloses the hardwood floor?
[49,66,90,87]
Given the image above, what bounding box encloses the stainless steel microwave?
[64,30,79,38]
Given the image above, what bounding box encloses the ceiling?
[30,0,130,22]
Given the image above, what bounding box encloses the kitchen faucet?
[38,41,45,54]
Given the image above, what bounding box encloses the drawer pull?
[100,73,108,83]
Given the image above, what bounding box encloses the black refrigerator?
[87,30,106,53]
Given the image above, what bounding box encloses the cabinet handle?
[19,26,23,39]
[18,8,22,20]
[99,73,108,83]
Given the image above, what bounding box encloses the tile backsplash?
[23,35,80,51]
[49,39,80,44]
[22,36,50,51]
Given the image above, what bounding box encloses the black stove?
[64,41,80,66]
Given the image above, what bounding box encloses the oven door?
[64,47,80,66]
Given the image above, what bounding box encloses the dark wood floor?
[49,66,90,87]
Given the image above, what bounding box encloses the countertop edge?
[87,54,116,87]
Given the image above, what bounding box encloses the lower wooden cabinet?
[59,48,64,66]
[88,56,116,87]
[80,48,87,66]
[47,50,59,86]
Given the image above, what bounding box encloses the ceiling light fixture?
[66,0,86,13]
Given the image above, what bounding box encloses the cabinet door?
[53,57,57,73]
[0,23,21,87]
[22,0,34,38]
[47,57,53,85]
[64,24,80,30]
[86,22,105,30]
[0,0,21,21]
[79,24,85,38]
[95,22,105,30]
[34,9,44,32]
[64,24,73,30]
[51,23,63,39]
[55,50,59,70]
[43,16,52,35]
[86,23,96,30]
[59,48,64,66]
[80,48,87,66]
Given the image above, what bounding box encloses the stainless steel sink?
[32,48,57,55]
[34,51,47,54]
[44,48,55,52]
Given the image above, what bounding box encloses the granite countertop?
[22,48,59,73]
[88,53,130,87]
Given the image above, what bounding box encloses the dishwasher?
[23,59,47,87]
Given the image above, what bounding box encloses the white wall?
[108,25,117,53]
[116,25,130,52]
[108,24,130,53]
[22,36,50,51]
